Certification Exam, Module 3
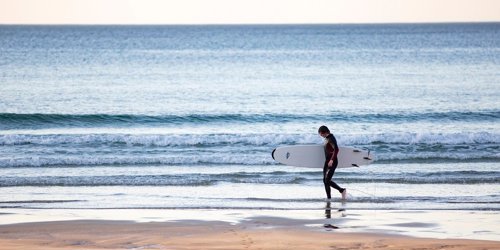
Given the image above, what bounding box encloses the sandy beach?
[0,208,499,250]
[0,219,498,250]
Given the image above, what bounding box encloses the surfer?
[318,125,347,200]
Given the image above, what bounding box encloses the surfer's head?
[318,125,330,137]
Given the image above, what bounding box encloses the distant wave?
[0,155,271,168]
[1,151,496,168]
[1,110,499,129]
[1,132,498,146]
[0,133,311,146]
[0,170,497,187]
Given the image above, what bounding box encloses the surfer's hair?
[318,125,330,134]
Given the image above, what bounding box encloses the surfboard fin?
[363,149,372,160]
[351,164,359,167]
[353,149,361,153]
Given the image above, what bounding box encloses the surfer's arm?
[328,136,339,162]
[331,147,339,161]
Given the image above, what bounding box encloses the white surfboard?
[272,145,374,168]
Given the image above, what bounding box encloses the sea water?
[0,24,499,211]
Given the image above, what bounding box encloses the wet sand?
[0,208,499,249]
[0,219,498,250]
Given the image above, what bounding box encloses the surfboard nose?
[271,148,276,160]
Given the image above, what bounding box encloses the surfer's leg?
[323,163,332,199]
[330,177,346,198]
[330,180,344,193]
[328,159,345,193]
[327,168,342,192]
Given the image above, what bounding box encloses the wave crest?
[1,132,498,146]
[1,111,498,129]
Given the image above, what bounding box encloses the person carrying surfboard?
[318,125,347,200]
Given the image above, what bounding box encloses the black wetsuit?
[323,134,345,199]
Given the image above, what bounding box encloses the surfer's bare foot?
[341,189,347,200]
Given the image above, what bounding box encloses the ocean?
[0,23,499,211]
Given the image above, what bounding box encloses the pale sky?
[0,0,499,24]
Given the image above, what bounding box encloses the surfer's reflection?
[323,201,345,229]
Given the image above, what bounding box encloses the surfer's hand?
[328,160,333,167]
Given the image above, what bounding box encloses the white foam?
[0,132,498,167]
[0,132,498,146]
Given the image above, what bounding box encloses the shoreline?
[0,208,498,249]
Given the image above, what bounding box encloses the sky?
[0,0,499,25]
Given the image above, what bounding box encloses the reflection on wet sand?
[324,201,345,230]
